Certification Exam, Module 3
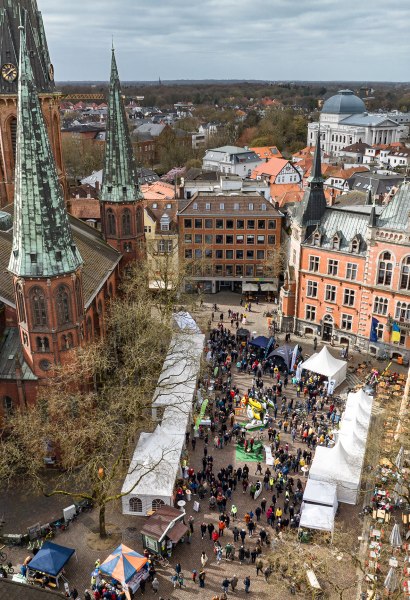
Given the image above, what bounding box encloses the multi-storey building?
[280,133,410,361]
[0,0,67,207]
[144,198,179,289]
[178,193,283,294]
[202,146,262,177]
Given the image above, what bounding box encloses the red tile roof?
[251,157,291,180]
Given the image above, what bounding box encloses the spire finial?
[112,36,115,52]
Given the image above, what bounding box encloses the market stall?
[98,544,148,596]
[300,346,347,388]
[27,541,75,588]
[302,480,338,513]
[140,506,188,557]
[299,503,335,535]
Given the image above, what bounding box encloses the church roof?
[8,25,83,278]
[0,210,121,309]
[322,90,365,115]
[0,0,54,95]
[101,49,142,203]
[377,182,410,231]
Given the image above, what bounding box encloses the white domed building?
[307,89,408,155]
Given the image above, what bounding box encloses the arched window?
[17,285,26,323]
[313,232,321,247]
[62,333,74,350]
[377,251,393,286]
[86,316,93,341]
[395,301,410,322]
[36,336,50,352]
[3,396,13,419]
[129,497,142,513]
[122,209,131,236]
[136,207,144,234]
[400,256,410,290]
[107,209,116,236]
[351,238,359,253]
[332,235,340,250]
[152,499,165,511]
[75,278,83,316]
[30,287,47,327]
[56,286,71,325]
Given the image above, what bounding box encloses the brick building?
[178,192,283,294]
[280,134,410,361]
[0,0,67,207]
[0,27,144,420]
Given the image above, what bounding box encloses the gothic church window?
[122,209,131,235]
[30,287,47,327]
[107,209,116,235]
[17,285,26,323]
[56,286,72,325]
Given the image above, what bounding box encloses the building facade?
[0,0,67,207]
[202,146,262,177]
[280,134,410,361]
[178,193,283,294]
[307,90,406,156]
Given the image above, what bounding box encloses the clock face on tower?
[1,63,18,82]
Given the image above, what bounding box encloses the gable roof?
[251,157,296,180]
[249,146,282,160]
[340,142,371,153]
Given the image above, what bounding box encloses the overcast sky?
[39,0,410,82]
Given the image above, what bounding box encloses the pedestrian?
[201,551,208,568]
[233,525,240,542]
[231,575,238,592]
[264,566,272,581]
[240,528,247,543]
[199,569,206,588]
[261,498,267,513]
[140,578,146,594]
[200,522,207,539]
[192,569,198,584]
[256,558,263,575]
[239,545,245,564]
[152,577,159,593]
[188,515,194,533]
[208,522,215,539]
[175,562,181,575]
[84,592,92,600]
[251,548,257,564]
[177,573,185,588]
[222,577,230,594]
[244,575,251,593]
[70,590,78,599]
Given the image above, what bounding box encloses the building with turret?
[0,0,67,207]
[0,14,144,421]
[280,131,410,362]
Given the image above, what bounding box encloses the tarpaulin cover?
[28,542,75,576]
[99,544,147,584]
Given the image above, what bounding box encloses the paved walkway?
[1,291,405,599]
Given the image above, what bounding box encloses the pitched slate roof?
[0,327,36,380]
[101,49,142,203]
[304,206,380,254]
[377,182,410,231]
[178,193,282,217]
[8,26,83,279]
[0,0,54,95]
[0,207,121,309]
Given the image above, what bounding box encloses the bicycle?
[0,562,14,574]
[152,554,169,568]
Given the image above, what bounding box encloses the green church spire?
[8,22,82,278]
[101,48,142,203]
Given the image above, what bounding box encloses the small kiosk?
[140,506,188,557]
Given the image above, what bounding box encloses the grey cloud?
[38,0,410,81]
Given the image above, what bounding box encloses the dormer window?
[248,203,254,210]
[166,203,172,209]
[332,234,341,250]
[234,203,240,210]
[313,232,321,247]
[220,203,225,210]
[193,202,198,210]
[351,237,360,253]
[205,203,211,211]
[160,214,170,231]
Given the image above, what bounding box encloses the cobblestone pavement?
[1,291,406,599]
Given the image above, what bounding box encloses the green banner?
[194,398,209,431]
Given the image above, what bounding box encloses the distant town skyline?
[40,0,410,82]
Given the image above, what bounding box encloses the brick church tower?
[0,0,67,207]
[100,48,145,264]
[8,24,84,378]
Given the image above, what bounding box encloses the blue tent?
[248,335,271,349]
[28,541,75,576]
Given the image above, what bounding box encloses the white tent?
[303,480,338,513]
[242,283,258,292]
[299,502,335,533]
[300,346,347,387]
[308,440,362,504]
[121,426,185,516]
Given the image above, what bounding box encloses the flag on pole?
[370,317,379,342]
[391,322,401,342]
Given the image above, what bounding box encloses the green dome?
[322,90,365,115]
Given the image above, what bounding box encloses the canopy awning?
[242,283,258,292]
[167,521,188,544]
[299,503,335,532]
[99,544,147,584]
[248,335,271,349]
[28,542,75,577]
[260,283,276,292]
